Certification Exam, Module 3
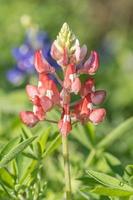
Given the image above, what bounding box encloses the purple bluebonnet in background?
[6,15,59,85]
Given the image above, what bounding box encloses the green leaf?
[125,165,133,176]
[83,186,133,197]
[86,170,129,189]
[38,128,51,153]
[98,117,133,149]
[0,168,14,188]
[21,126,34,150]
[22,152,38,160]
[43,134,61,158]
[84,170,133,196]
[0,136,37,168]
[19,160,37,185]
[84,122,96,145]
[104,153,124,176]
[78,176,98,186]
[0,137,20,159]
[72,123,93,149]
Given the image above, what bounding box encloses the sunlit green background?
[0,0,133,199]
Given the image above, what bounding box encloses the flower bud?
[20,111,39,127]
[79,51,99,75]
[89,108,106,124]
[91,90,106,105]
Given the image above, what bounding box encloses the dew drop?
[119,181,124,187]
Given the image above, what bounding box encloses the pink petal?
[33,105,45,121]
[63,64,76,90]
[91,90,106,105]
[79,45,87,61]
[71,77,81,94]
[89,108,106,124]
[20,111,39,127]
[50,41,63,60]
[60,89,70,105]
[58,120,72,136]
[26,85,39,102]
[34,50,55,73]
[40,96,53,112]
[83,51,99,74]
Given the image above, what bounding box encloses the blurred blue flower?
[6,67,24,85]
[6,28,59,85]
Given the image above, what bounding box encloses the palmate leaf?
[0,136,37,168]
[81,170,133,197]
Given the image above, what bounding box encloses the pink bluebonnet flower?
[20,23,106,136]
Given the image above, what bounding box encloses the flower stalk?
[62,135,72,200]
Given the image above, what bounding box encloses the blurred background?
[0,0,133,198]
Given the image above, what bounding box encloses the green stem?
[62,136,72,200]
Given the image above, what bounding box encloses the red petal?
[34,50,55,73]
[89,108,106,124]
[20,111,39,127]
[40,96,53,112]
[80,78,95,97]
[80,95,92,117]
[91,90,106,105]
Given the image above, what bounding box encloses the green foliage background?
[0,0,133,199]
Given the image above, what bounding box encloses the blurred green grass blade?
[43,134,61,158]
[125,165,133,176]
[104,152,124,176]
[97,117,133,149]
[19,160,37,185]
[36,141,43,158]
[0,137,21,159]
[0,136,37,168]
[21,126,33,138]
[0,168,14,188]
[84,123,96,145]
[38,128,51,153]
[0,181,12,198]
[86,170,133,192]
[21,126,34,150]
[12,159,19,183]
[72,124,93,149]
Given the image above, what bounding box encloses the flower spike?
[20,23,106,136]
